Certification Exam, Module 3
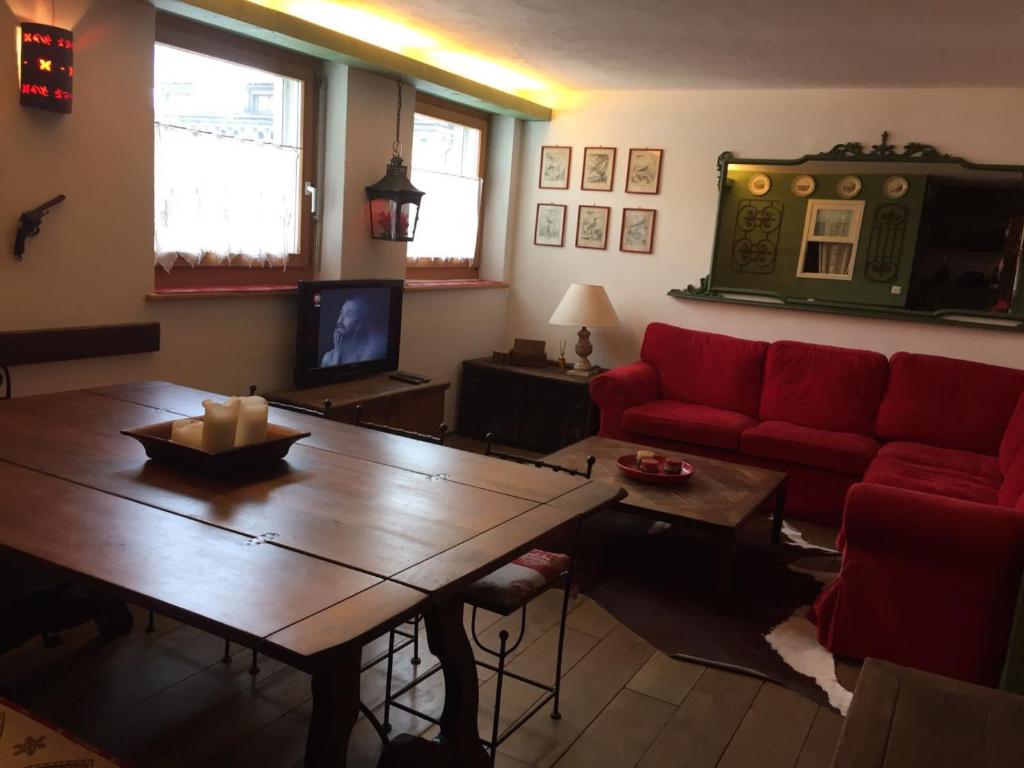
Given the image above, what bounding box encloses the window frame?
[153,14,320,291]
[796,198,866,281]
[407,93,490,280]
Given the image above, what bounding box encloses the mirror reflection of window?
[798,200,865,280]
[813,209,853,238]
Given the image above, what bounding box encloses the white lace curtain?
[406,168,482,264]
[154,122,300,273]
[813,209,854,275]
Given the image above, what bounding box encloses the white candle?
[170,418,203,449]
[235,396,269,446]
[201,398,240,453]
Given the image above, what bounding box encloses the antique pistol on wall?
[14,194,66,260]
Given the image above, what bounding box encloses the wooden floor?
[0,591,842,768]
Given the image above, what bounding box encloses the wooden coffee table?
[545,435,787,602]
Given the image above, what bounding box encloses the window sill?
[146,285,298,301]
[404,279,508,292]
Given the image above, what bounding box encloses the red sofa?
[590,321,1024,684]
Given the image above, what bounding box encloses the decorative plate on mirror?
[836,175,862,199]
[748,173,771,196]
[791,175,816,197]
[884,175,910,199]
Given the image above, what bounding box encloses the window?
[407,95,489,279]
[153,15,319,292]
[797,199,866,280]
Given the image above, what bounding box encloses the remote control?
[390,371,431,385]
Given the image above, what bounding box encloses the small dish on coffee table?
[616,453,695,485]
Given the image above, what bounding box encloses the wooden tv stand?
[266,374,450,437]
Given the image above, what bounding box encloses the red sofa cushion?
[621,400,757,450]
[878,442,1004,486]
[759,341,888,436]
[876,352,1024,455]
[999,393,1024,475]
[864,454,1001,505]
[640,323,768,417]
[740,420,880,475]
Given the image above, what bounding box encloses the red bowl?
[616,454,695,485]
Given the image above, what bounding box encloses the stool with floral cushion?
[382,439,595,766]
[383,546,579,766]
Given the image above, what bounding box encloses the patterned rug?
[574,508,858,712]
[0,697,124,767]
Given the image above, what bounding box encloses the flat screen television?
[294,279,404,387]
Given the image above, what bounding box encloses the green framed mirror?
[672,133,1024,331]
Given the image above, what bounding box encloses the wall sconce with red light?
[20,22,74,114]
[365,79,424,241]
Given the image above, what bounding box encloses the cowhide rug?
[574,508,857,712]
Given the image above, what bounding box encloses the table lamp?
[549,283,620,377]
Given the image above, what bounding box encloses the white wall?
[0,1,507,423]
[338,71,509,422]
[0,1,300,397]
[400,287,508,420]
[508,89,1024,371]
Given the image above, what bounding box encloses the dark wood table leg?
[378,595,489,768]
[715,531,737,609]
[305,645,362,767]
[771,481,787,545]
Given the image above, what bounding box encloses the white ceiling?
[357,0,1024,89]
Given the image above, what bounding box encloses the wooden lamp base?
[567,326,596,377]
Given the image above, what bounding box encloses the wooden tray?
[122,419,310,473]
[616,454,695,485]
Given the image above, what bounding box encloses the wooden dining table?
[0,381,624,767]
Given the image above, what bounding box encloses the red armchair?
[811,483,1024,685]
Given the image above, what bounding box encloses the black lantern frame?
[366,79,424,241]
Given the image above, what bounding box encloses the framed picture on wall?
[620,208,656,253]
[625,148,663,194]
[539,146,572,189]
[581,146,616,191]
[534,203,567,247]
[576,205,611,249]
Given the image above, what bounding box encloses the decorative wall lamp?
[365,79,424,241]
[19,23,74,114]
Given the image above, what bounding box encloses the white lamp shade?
[549,283,620,328]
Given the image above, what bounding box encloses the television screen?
[295,279,403,387]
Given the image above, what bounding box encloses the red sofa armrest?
[843,483,1024,566]
[590,361,659,408]
[589,362,659,439]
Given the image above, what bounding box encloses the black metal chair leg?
[361,702,389,747]
[489,629,510,766]
[249,650,260,675]
[383,629,396,732]
[222,638,231,664]
[553,522,582,719]
[411,614,421,665]
[551,582,572,720]
[145,609,155,634]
